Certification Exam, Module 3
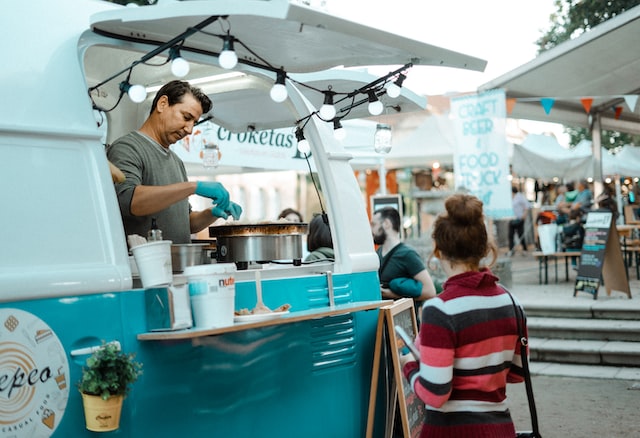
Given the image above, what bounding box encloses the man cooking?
[107,80,242,244]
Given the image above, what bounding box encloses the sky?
[326,0,558,95]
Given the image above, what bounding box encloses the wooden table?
[533,251,581,284]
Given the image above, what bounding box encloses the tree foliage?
[536,0,640,149]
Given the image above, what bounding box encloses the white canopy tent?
[511,134,593,180]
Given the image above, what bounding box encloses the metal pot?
[209,222,308,268]
[170,243,210,273]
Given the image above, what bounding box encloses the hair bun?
[445,194,483,226]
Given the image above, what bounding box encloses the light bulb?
[367,90,384,115]
[319,104,336,120]
[219,37,238,69]
[128,84,147,103]
[171,57,190,77]
[295,128,310,154]
[219,50,238,69]
[385,73,406,99]
[270,83,288,103]
[297,138,311,154]
[333,119,346,141]
[368,100,384,116]
[319,91,336,120]
[385,82,401,98]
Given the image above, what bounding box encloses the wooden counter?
[138,300,393,341]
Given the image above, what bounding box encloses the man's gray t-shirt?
[107,131,192,244]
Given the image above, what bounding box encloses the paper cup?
[191,290,235,328]
[131,240,173,288]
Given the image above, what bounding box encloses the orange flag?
[506,98,517,114]
[614,106,623,119]
[580,98,593,113]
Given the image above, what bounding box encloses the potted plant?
[78,341,143,432]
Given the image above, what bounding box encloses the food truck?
[0,0,485,436]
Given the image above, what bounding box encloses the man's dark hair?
[149,80,212,115]
[376,207,400,232]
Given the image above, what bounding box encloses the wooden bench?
[533,251,581,284]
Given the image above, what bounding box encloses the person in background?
[570,179,593,215]
[107,80,242,244]
[553,184,568,224]
[371,207,436,304]
[401,193,526,437]
[304,213,334,262]
[508,186,530,254]
[278,208,304,223]
[559,180,592,219]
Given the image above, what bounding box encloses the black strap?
[378,242,403,281]
[505,289,542,438]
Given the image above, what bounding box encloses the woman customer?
[401,193,527,437]
[304,213,334,262]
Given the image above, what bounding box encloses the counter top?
[137,300,393,341]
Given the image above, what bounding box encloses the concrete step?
[529,338,640,367]
[528,317,640,342]
[521,301,640,320]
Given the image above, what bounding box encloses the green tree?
[536,0,640,149]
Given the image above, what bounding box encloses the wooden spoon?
[252,270,272,314]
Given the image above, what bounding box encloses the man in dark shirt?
[371,207,436,302]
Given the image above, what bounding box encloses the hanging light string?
[88,13,414,129]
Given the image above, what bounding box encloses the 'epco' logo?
[0,309,69,437]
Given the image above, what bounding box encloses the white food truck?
[0,1,485,436]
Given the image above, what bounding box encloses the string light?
[219,36,238,69]
[333,119,346,141]
[119,81,147,103]
[385,73,406,99]
[319,91,336,120]
[270,70,288,103]
[169,46,190,78]
[367,90,384,115]
[295,127,310,154]
[88,13,414,134]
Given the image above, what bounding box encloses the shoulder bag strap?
[378,242,403,279]
[505,288,542,438]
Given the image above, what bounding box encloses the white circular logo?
[0,309,69,437]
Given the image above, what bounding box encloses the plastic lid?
[183,263,236,277]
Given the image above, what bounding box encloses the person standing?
[107,80,242,244]
[304,213,334,262]
[278,208,304,223]
[401,193,526,437]
[370,207,436,303]
[508,186,530,254]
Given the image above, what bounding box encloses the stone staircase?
[524,302,640,367]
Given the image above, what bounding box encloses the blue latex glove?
[389,277,423,298]
[195,181,230,210]
[212,201,243,220]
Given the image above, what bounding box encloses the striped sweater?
[403,269,526,438]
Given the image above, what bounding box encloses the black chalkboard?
[574,210,630,299]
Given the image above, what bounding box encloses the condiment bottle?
[147,217,163,241]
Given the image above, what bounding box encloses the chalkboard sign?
[366,299,424,438]
[574,211,630,299]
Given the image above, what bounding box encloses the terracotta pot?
[81,393,123,432]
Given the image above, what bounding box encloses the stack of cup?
[183,264,236,329]
[131,240,173,288]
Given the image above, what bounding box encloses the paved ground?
[500,249,640,436]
